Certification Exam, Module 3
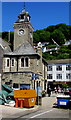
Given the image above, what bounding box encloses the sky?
[1,2,70,32]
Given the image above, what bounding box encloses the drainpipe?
[17,57,18,72]
[0,74,1,91]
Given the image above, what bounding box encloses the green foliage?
[46,44,58,48]
[51,29,65,45]
[33,30,50,43]
[62,83,69,88]
[33,23,71,60]
[1,23,71,59]
[46,25,55,32]
[39,31,50,43]
[42,52,55,60]
[0,32,2,37]
[33,23,71,45]
[42,45,71,60]
[33,32,40,43]
[2,31,14,50]
[2,32,9,42]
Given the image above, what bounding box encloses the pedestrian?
[47,86,51,97]
[54,87,57,94]
[58,86,61,93]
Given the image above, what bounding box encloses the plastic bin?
[57,95,70,107]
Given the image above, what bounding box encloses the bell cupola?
[17,10,31,23]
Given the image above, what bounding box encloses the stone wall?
[14,24,33,50]
[3,56,38,73]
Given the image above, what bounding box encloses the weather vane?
[24,2,26,11]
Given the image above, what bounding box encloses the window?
[56,74,62,79]
[47,74,52,79]
[25,57,28,67]
[21,57,29,67]
[11,59,15,66]
[6,59,10,67]
[21,58,24,67]
[13,83,19,88]
[66,73,71,79]
[56,65,62,71]
[21,15,24,19]
[66,65,71,70]
[47,66,52,71]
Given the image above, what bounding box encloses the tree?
[33,29,50,43]
[1,23,71,59]
[2,32,8,42]
[33,32,40,43]
[57,24,70,40]
[46,25,55,32]
[69,25,71,39]
[39,31,50,42]
[42,52,56,60]
[0,32,2,37]
[51,29,65,45]
[57,53,70,59]
[9,32,14,51]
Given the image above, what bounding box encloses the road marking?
[30,109,53,118]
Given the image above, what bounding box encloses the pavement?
[42,93,57,108]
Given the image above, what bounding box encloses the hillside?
[42,45,71,60]
[33,23,71,45]
[0,23,71,60]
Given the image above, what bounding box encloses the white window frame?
[20,57,30,68]
[11,58,15,67]
[56,65,62,71]
[48,65,52,71]
[56,74,62,79]
[21,57,25,67]
[47,74,52,79]
[6,58,10,68]
[66,65,71,71]
[66,73,71,79]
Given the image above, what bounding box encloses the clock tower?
[14,9,34,50]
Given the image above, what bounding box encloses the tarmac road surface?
[1,93,71,120]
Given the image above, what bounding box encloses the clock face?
[19,29,24,35]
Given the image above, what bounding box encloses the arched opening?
[21,58,24,67]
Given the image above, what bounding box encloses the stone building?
[0,37,11,90]
[2,9,47,90]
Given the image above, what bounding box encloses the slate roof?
[0,46,3,73]
[4,41,40,56]
[0,38,11,53]
[0,38,11,73]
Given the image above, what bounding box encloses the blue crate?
[57,96,70,107]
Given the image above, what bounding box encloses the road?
[1,94,71,120]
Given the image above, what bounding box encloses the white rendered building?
[47,59,71,84]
